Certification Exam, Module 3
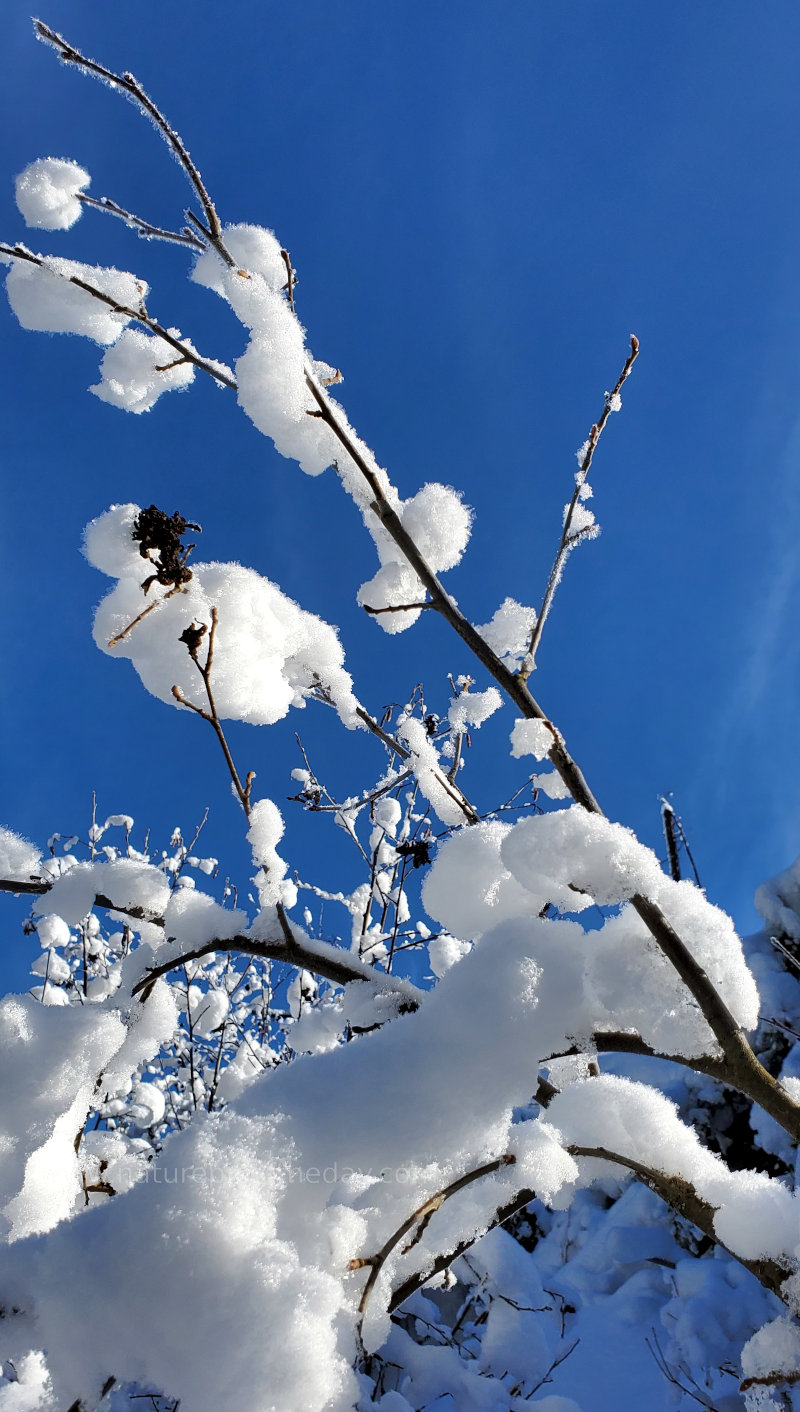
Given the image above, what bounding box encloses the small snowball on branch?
[510,717,555,760]
[15,157,89,230]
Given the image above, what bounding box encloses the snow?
[247,798,294,908]
[756,858,800,943]
[532,771,572,800]
[15,158,89,230]
[0,994,125,1240]
[163,887,247,948]
[86,505,362,731]
[566,502,597,538]
[192,223,288,295]
[476,598,536,665]
[448,687,502,735]
[90,327,195,412]
[0,828,40,883]
[400,483,472,573]
[6,255,145,344]
[510,718,556,760]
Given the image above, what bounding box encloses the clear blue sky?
[2,1,800,989]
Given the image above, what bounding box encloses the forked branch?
[34,19,233,262]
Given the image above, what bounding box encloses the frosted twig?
[351,703,478,824]
[518,334,640,682]
[34,20,233,264]
[77,193,205,250]
[0,244,236,391]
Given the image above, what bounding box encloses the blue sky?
[2,1,800,990]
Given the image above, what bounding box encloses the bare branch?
[175,607,254,815]
[109,582,186,649]
[518,335,640,679]
[362,600,433,616]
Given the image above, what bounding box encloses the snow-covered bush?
[1,22,800,1412]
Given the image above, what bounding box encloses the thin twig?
[108,582,185,649]
[280,248,296,311]
[661,798,682,882]
[362,600,433,616]
[172,607,253,815]
[519,335,639,680]
[77,193,205,249]
[131,932,422,1003]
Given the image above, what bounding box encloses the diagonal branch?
[0,243,236,390]
[518,335,640,679]
[389,1141,792,1318]
[303,361,800,1144]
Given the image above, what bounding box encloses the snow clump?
[85,505,361,731]
[15,158,89,230]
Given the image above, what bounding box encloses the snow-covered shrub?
[1,22,800,1412]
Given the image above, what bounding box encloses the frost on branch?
[15,157,89,230]
[85,504,361,729]
[0,826,41,883]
